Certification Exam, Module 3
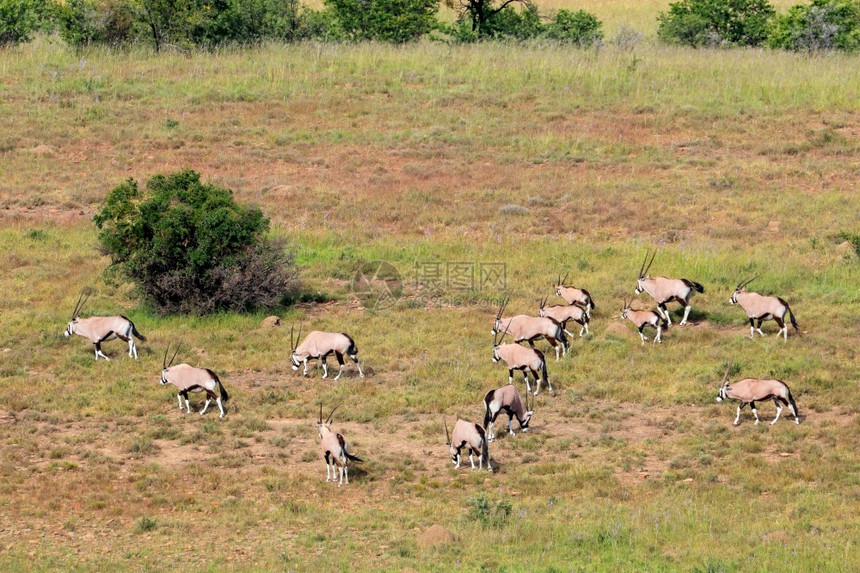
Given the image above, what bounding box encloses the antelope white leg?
[639,332,647,345]
[756,328,766,337]
[322,360,328,379]
[217,397,224,418]
[655,326,662,343]
[454,454,461,469]
[200,399,211,415]
[749,326,755,339]
[555,345,561,361]
[184,397,191,413]
[326,461,332,482]
[564,329,575,338]
[734,406,742,425]
[771,406,783,425]
[533,377,541,396]
[752,407,760,425]
[469,453,475,469]
[302,359,308,376]
[352,356,364,377]
[523,373,531,393]
[344,465,349,485]
[680,305,692,326]
[546,378,555,397]
[177,394,184,411]
[334,364,344,381]
[128,339,135,358]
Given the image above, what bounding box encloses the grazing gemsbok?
[64,293,146,360]
[317,405,363,486]
[729,276,799,340]
[554,273,595,318]
[290,326,364,380]
[621,298,668,345]
[634,251,704,326]
[716,361,800,426]
[444,417,491,471]
[492,322,554,396]
[160,343,230,418]
[483,384,534,442]
[539,296,590,337]
[491,295,568,361]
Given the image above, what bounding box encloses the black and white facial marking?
[716,382,729,402]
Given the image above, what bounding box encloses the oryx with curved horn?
[317,405,363,486]
[621,298,668,345]
[492,321,554,396]
[290,326,364,380]
[716,361,800,425]
[539,296,590,337]
[160,342,230,418]
[64,292,147,360]
[483,384,534,442]
[491,294,569,361]
[729,276,799,340]
[554,272,595,318]
[444,417,491,471]
[634,250,704,326]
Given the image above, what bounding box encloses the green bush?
[657,0,776,47]
[325,0,439,43]
[93,169,301,315]
[58,0,134,48]
[768,0,860,52]
[545,9,604,45]
[0,0,54,46]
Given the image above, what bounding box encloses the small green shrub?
[325,0,439,43]
[545,9,604,46]
[58,0,133,48]
[0,0,54,46]
[657,0,776,47]
[135,516,158,533]
[467,493,512,528]
[768,0,860,52]
[835,231,860,256]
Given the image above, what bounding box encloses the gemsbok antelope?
[634,251,704,326]
[729,276,799,340]
[716,361,800,425]
[160,343,230,418]
[492,322,554,396]
[554,272,595,318]
[64,293,147,360]
[290,326,364,380]
[621,298,668,345]
[491,295,569,361]
[539,296,589,337]
[483,384,534,442]
[317,405,363,486]
[444,417,491,471]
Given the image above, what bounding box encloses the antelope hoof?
[322,373,328,379]
[770,420,777,425]
[754,420,760,425]
[733,421,740,426]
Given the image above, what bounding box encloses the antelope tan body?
[493,343,553,396]
[161,363,230,418]
[492,315,568,360]
[66,316,146,360]
[717,377,800,426]
[540,303,589,337]
[483,384,533,441]
[446,419,490,471]
[621,302,667,345]
[634,251,704,326]
[730,285,798,340]
[292,330,363,380]
[317,407,362,487]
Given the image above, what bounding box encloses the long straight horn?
[168,341,182,368]
[540,296,547,310]
[290,325,294,352]
[71,293,84,319]
[722,360,733,385]
[443,416,450,445]
[643,250,656,277]
[740,275,759,290]
[637,250,649,278]
[319,403,323,424]
[561,272,569,286]
[325,405,338,425]
[162,343,170,370]
[295,324,303,350]
[555,273,561,288]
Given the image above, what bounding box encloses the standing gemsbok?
[290,326,364,380]
[64,293,147,360]
[554,273,595,318]
[729,276,799,340]
[492,322,554,396]
[716,361,800,425]
[491,294,568,361]
[621,298,668,345]
[444,417,491,471]
[634,250,704,327]
[483,384,534,442]
[160,342,230,418]
[539,296,590,337]
[317,405,363,486]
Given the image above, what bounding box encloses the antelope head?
[715,360,733,402]
[635,250,656,294]
[160,341,181,385]
[289,325,303,370]
[538,296,549,318]
[65,292,90,336]
[491,319,512,362]
[490,293,511,336]
[730,276,758,305]
[318,404,337,438]
[443,417,457,464]
[554,272,569,297]
[620,298,633,320]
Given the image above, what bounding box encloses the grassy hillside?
[0,37,858,571]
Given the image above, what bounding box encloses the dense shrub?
[657,0,776,47]
[768,0,860,52]
[93,169,301,315]
[324,0,439,43]
[0,0,53,46]
[545,9,604,45]
[58,0,133,48]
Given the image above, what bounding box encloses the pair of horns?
[493,318,513,347]
[638,250,657,279]
[290,324,303,352]
[163,341,182,369]
[622,297,633,311]
[735,275,759,291]
[71,291,90,319]
[496,292,512,320]
[539,295,548,310]
[318,403,338,425]
[721,360,734,385]
[555,272,569,287]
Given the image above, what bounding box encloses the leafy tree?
[768,0,860,51]
[58,0,134,48]
[0,0,55,46]
[545,9,604,45]
[94,169,301,315]
[657,0,776,47]
[324,0,439,43]
[133,0,200,52]
[444,0,533,38]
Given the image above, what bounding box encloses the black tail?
[788,306,799,333]
[556,324,569,348]
[541,360,549,389]
[123,317,147,342]
[343,333,358,355]
[478,425,490,470]
[211,374,229,402]
[346,452,363,463]
[684,279,705,293]
[483,391,493,430]
[787,389,800,419]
